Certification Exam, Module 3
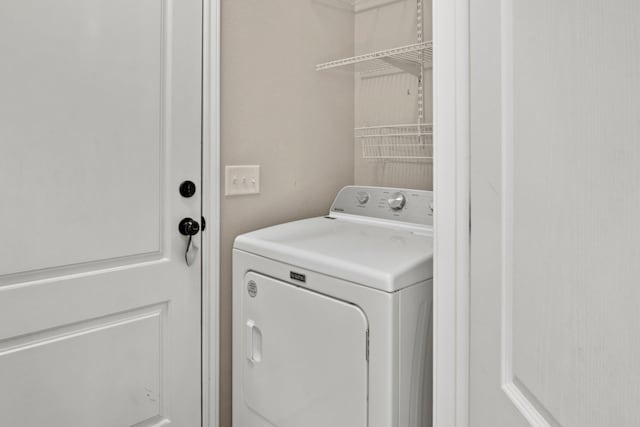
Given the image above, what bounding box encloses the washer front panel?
[241,271,368,427]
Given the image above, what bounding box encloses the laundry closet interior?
[221,0,434,425]
[5,0,637,425]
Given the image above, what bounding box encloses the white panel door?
[241,272,368,427]
[470,1,640,426]
[0,0,203,426]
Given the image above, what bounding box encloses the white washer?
[232,186,433,427]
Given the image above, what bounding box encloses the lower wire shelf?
[356,124,433,161]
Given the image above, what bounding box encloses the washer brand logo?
[290,271,306,283]
[247,280,258,297]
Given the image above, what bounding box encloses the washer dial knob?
[387,192,407,210]
[356,191,370,205]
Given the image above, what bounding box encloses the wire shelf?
[316,42,432,76]
[356,124,433,161]
[325,0,407,12]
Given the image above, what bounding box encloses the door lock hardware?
[178,217,200,236]
[178,217,200,266]
[179,180,197,198]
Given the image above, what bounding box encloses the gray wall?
[219,1,354,426]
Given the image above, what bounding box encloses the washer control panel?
[330,186,433,226]
[387,192,407,210]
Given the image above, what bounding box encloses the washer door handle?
[246,320,262,363]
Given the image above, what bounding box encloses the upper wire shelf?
[321,0,408,12]
[356,124,433,161]
[316,42,432,76]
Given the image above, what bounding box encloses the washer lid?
[234,216,433,292]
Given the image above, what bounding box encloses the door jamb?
[432,0,470,425]
[202,0,220,425]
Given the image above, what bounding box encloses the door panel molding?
[0,303,167,357]
[0,304,169,426]
[0,0,173,280]
[499,2,555,425]
[0,252,166,288]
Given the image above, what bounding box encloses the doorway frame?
[432,0,470,425]
[200,0,474,424]
[202,0,220,426]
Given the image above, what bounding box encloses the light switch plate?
[225,165,260,196]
